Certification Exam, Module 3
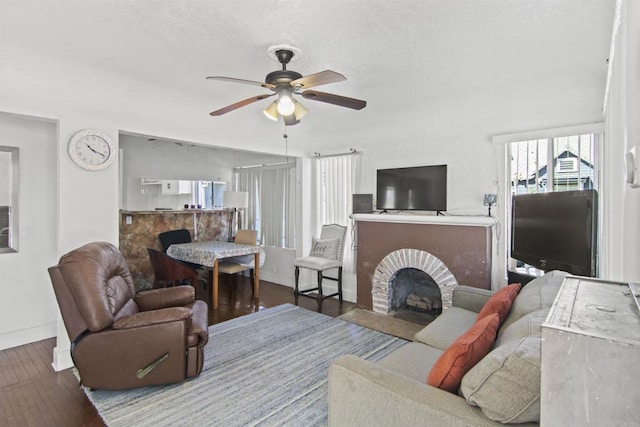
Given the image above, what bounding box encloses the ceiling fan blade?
[290,70,346,89]
[209,93,275,116]
[283,114,300,126]
[206,76,276,90]
[301,90,367,110]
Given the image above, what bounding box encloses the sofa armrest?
[329,355,507,427]
[135,285,195,311]
[452,285,493,313]
[113,307,192,330]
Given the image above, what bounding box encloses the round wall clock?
[68,129,116,170]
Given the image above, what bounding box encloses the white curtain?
[314,153,359,274]
[234,163,296,248]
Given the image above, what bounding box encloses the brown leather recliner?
[48,241,209,390]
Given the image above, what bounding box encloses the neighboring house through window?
[510,134,598,195]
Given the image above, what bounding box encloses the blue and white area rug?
[83,303,407,426]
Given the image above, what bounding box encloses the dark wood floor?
[0,279,355,427]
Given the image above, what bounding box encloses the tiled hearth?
[372,248,458,315]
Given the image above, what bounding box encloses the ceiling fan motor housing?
[265,70,303,87]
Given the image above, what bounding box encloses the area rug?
[82,303,407,426]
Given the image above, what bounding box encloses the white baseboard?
[52,345,74,371]
[0,322,57,351]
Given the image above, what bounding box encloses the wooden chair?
[218,230,262,294]
[293,224,347,312]
[147,248,200,289]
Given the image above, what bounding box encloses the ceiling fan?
[206,47,367,126]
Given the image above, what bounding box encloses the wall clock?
[68,129,116,170]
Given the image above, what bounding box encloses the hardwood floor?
[0,280,355,427]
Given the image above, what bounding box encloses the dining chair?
[218,229,263,294]
[147,248,200,289]
[158,229,204,271]
[293,224,347,312]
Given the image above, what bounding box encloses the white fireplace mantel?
[351,213,495,227]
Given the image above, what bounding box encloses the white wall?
[603,0,640,283]
[0,113,58,350]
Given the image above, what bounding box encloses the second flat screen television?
[376,165,447,212]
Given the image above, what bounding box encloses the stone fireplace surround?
[373,248,458,314]
[353,213,494,311]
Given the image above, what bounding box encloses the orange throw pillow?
[476,283,522,324]
[427,313,500,394]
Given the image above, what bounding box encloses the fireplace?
[354,215,493,310]
[389,268,443,323]
[372,248,458,323]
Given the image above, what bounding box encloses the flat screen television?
[376,165,447,212]
[511,189,598,277]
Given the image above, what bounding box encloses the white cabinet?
[541,276,640,426]
[161,180,190,195]
[178,180,191,194]
[161,179,179,194]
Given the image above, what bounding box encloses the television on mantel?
[510,189,598,277]
[376,165,447,213]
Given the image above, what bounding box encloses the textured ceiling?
[0,0,616,155]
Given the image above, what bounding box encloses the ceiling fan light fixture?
[263,101,279,121]
[277,91,296,116]
[293,100,308,120]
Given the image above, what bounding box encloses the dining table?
[166,240,261,309]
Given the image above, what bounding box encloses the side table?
[541,276,640,425]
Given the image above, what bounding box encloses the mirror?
[0,147,19,253]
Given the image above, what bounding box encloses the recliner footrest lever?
[136,352,169,379]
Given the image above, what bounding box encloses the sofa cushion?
[413,307,478,350]
[377,342,443,383]
[500,270,567,331]
[427,313,499,394]
[496,308,548,347]
[476,283,522,325]
[460,336,541,424]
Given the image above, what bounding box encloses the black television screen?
[376,165,447,212]
[511,189,598,277]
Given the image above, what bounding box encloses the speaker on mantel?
[352,194,374,214]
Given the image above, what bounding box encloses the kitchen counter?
[119,209,232,289]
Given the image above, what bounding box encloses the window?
[508,132,600,272]
[314,153,359,274]
[510,133,597,195]
[233,163,296,248]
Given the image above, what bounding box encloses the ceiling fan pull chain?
[283,124,289,162]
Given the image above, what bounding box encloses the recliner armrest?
[135,285,195,311]
[452,285,494,313]
[113,307,192,329]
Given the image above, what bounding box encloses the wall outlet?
[483,194,497,206]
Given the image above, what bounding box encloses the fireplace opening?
[389,267,442,324]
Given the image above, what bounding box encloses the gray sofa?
[329,270,568,426]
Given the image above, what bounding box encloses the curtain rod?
[234,160,296,170]
[314,148,358,159]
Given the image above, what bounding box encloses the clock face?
[68,130,116,170]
